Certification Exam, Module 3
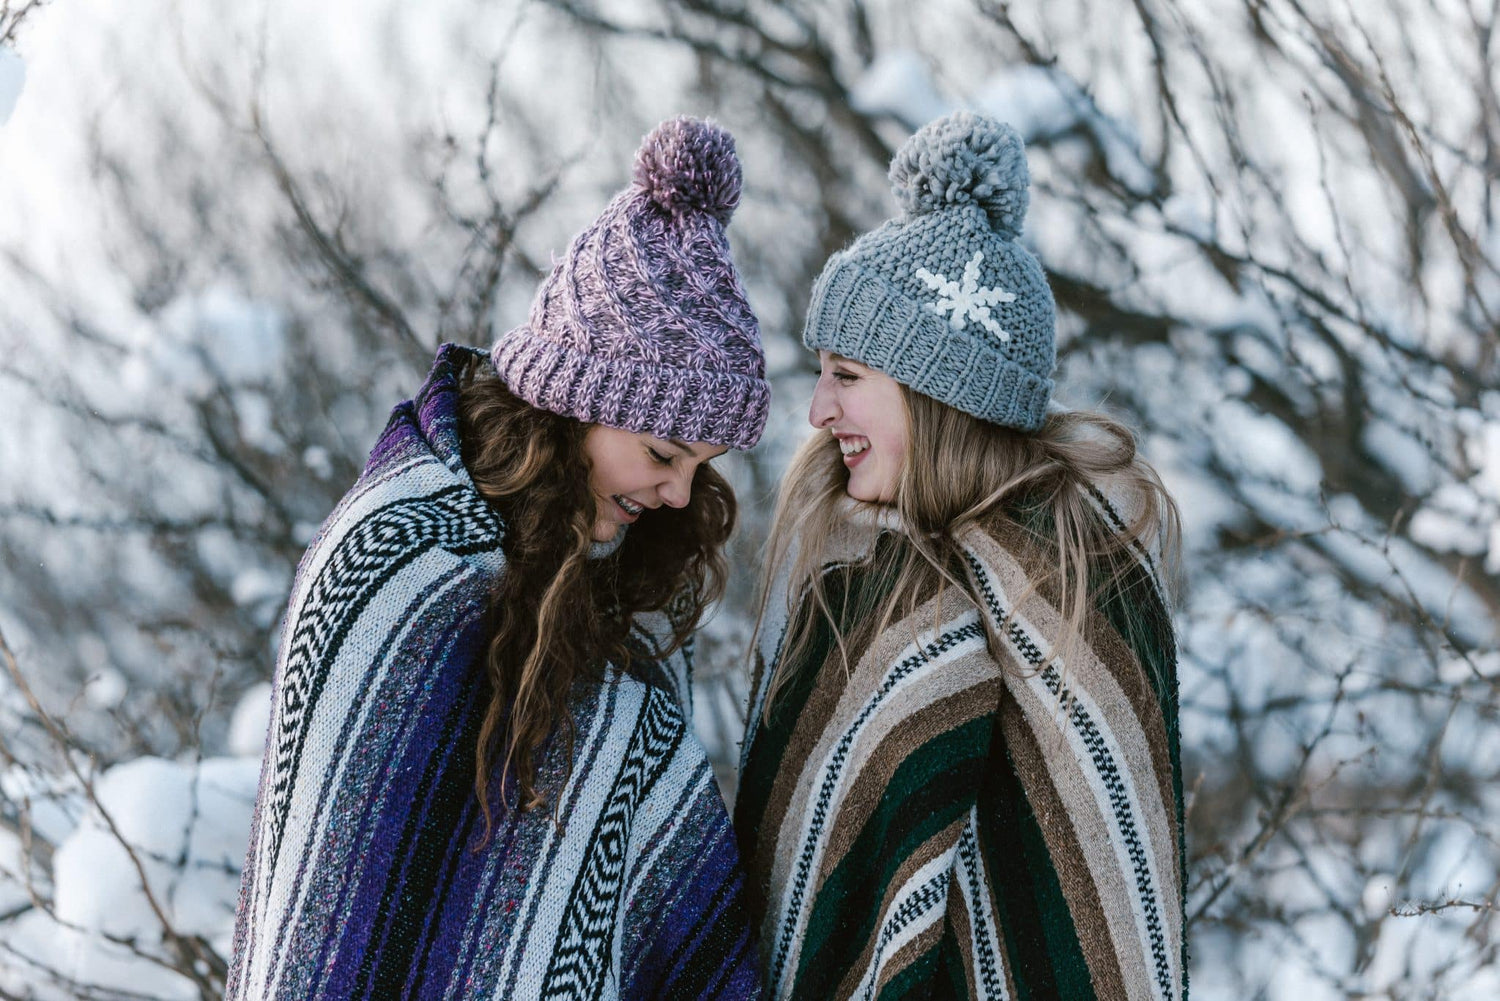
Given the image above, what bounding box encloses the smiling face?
[808,351,910,504]
[581,427,729,542]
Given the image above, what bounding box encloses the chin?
[844,481,888,505]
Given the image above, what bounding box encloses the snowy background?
[1,0,1496,998]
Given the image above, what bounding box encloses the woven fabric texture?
[226,344,762,1001]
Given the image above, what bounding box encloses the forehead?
[818,350,870,369]
[652,434,730,460]
[588,426,729,462]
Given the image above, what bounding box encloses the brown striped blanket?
[735,511,1187,1000]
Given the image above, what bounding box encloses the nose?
[659,467,692,509]
[809,374,840,429]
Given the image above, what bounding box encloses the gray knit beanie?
[803,111,1056,431]
[492,117,770,450]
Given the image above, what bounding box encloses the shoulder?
[280,474,506,646]
[302,439,506,569]
[958,512,1048,581]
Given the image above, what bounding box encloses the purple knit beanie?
[491,117,770,450]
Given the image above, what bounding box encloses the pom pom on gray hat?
[888,111,1029,239]
[632,116,743,225]
[802,110,1056,432]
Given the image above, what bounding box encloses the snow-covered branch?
[0,1,1494,997]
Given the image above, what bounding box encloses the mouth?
[612,495,645,520]
[835,433,871,467]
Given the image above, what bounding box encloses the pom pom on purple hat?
[632,116,742,225]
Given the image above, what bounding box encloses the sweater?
[226,344,761,1000]
[735,503,1186,1000]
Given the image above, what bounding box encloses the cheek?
[876,414,908,463]
[603,456,655,496]
[873,419,908,492]
[877,441,906,490]
[586,452,623,496]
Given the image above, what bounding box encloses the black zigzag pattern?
[961,548,1176,1001]
[857,871,949,1000]
[1084,484,1168,609]
[957,816,1009,999]
[540,686,685,1000]
[265,484,501,872]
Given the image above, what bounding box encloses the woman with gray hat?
[737,111,1189,1000]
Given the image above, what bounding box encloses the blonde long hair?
[755,385,1181,713]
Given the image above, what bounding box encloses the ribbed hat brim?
[493,327,771,450]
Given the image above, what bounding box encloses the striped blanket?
[226,344,760,1000]
[736,508,1186,1000]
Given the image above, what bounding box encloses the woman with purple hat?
[226,117,767,1000]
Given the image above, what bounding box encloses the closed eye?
[647,448,673,466]
[831,371,858,384]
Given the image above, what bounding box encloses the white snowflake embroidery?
[913,250,1016,341]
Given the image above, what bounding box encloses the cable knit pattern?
[226,345,762,1000]
[492,117,770,450]
[803,112,1056,432]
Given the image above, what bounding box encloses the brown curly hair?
[454,355,735,838]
